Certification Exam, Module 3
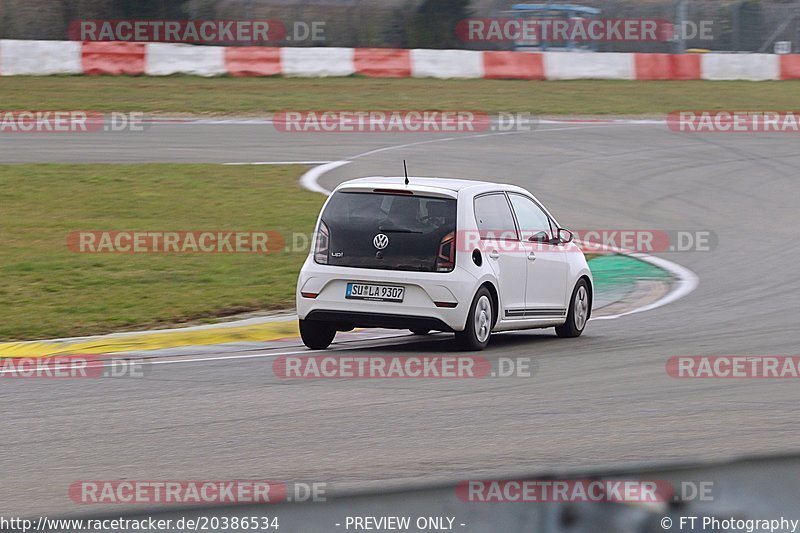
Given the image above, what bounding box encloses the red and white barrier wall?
[0,40,797,80]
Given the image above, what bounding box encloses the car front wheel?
[299,319,336,350]
[455,287,493,351]
[555,279,590,338]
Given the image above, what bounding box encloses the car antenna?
[403,160,409,185]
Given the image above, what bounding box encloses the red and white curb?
[0,40,794,80]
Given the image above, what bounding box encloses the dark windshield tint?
[320,191,456,272]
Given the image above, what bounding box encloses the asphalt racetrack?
[2,121,799,517]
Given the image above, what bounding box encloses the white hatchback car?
[296,177,592,350]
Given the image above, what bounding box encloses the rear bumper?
[296,257,478,331]
[304,310,453,332]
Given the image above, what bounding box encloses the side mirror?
[557,228,574,244]
[528,231,550,243]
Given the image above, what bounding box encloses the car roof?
[336,176,520,194]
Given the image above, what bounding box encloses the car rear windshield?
[319,191,457,272]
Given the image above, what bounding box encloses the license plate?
[346,283,404,302]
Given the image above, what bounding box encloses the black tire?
[299,319,336,350]
[410,328,431,335]
[555,279,590,338]
[455,287,493,351]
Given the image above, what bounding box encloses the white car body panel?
[296,177,592,334]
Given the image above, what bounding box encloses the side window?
[474,194,518,240]
[508,194,553,242]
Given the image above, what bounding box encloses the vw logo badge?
[373,233,389,250]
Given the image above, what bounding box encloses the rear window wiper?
[378,226,422,234]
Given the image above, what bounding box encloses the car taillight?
[436,231,455,272]
[314,221,330,264]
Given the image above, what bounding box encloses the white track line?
[299,125,618,195]
[224,161,334,166]
[139,117,668,127]
[300,161,351,195]
[0,334,433,374]
[583,247,699,321]
[0,348,312,375]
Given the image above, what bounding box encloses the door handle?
[527,251,537,261]
[489,250,500,260]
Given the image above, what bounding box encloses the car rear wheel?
[455,287,493,351]
[299,319,336,350]
[555,280,590,338]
